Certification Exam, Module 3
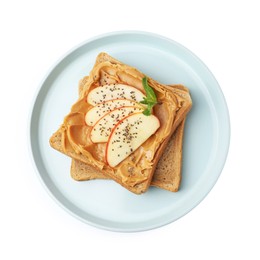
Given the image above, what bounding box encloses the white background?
[1,0,259,259]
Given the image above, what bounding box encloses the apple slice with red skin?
[85,99,145,126]
[90,106,144,143]
[86,84,146,106]
[106,112,160,167]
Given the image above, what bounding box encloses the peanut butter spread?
[60,60,179,187]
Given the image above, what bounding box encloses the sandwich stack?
[50,53,192,194]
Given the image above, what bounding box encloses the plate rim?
[28,30,230,232]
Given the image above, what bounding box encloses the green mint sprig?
[140,77,158,116]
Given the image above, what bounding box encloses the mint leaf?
[142,108,151,116]
[140,99,148,105]
[140,77,158,116]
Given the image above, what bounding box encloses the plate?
[29,31,230,232]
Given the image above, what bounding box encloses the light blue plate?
[29,31,230,232]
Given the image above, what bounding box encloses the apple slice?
[87,84,145,106]
[106,113,160,167]
[90,106,144,143]
[85,99,144,126]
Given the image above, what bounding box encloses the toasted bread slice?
[71,82,190,192]
[50,53,192,194]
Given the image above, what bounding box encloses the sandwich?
[49,53,192,194]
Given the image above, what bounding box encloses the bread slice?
[71,82,191,192]
[50,53,192,194]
